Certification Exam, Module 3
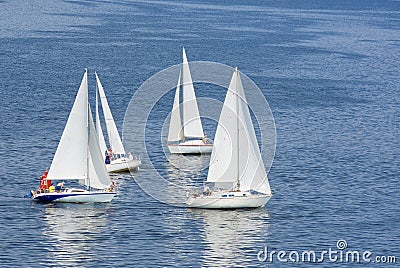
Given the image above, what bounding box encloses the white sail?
[234,69,271,195]
[168,71,184,142]
[96,85,108,157]
[88,105,112,189]
[181,47,204,138]
[47,70,88,181]
[95,72,126,154]
[207,68,271,195]
[207,70,239,189]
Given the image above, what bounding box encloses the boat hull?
[187,191,271,209]
[168,140,213,154]
[106,158,141,172]
[33,189,116,203]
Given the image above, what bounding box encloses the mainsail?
[95,72,126,154]
[181,47,204,138]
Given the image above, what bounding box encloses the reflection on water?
[190,208,270,267]
[40,203,114,267]
[167,152,210,174]
[163,154,210,206]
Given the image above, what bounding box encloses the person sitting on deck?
[107,180,117,192]
[105,155,111,164]
[203,185,211,196]
[55,181,65,192]
[108,148,113,160]
[202,132,209,143]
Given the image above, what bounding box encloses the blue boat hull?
[33,190,116,203]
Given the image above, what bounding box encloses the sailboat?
[187,68,272,208]
[167,48,213,154]
[32,70,116,203]
[95,72,141,172]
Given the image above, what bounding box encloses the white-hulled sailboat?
[32,70,116,203]
[167,48,213,154]
[95,72,141,172]
[187,68,272,209]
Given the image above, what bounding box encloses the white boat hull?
[106,158,141,172]
[168,140,213,154]
[33,188,116,203]
[187,191,271,209]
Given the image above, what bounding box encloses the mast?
[96,76,99,133]
[235,67,240,190]
[86,69,90,191]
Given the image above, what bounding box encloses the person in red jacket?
[39,168,51,191]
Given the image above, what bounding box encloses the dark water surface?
[0,0,399,267]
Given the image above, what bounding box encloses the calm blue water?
[0,0,399,267]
